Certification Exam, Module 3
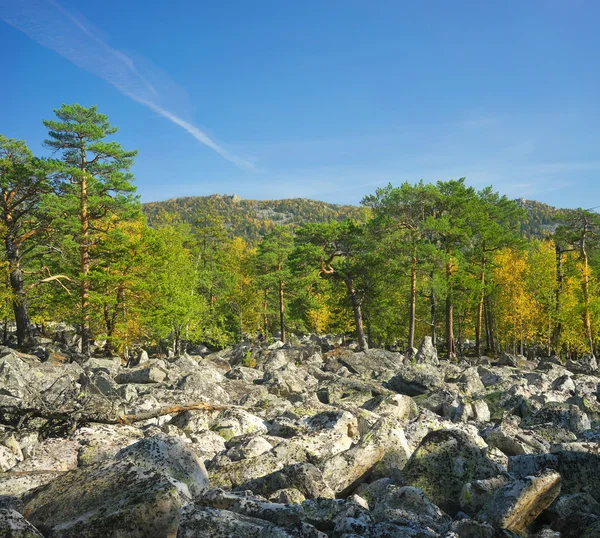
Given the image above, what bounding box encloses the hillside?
[143,193,573,242]
[143,194,370,243]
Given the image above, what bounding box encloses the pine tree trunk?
[408,252,417,349]
[344,276,368,351]
[552,245,564,353]
[475,260,485,356]
[445,261,455,357]
[278,279,286,344]
[430,271,436,346]
[263,288,269,336]
[485,294,496,354]
[5,236,32,346]
[581,233,594,354]
[80,155,91,356]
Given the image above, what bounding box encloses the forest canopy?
[2,104,599,359]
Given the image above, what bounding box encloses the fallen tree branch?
[114,402,240,425]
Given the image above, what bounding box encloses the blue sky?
[1,0,599,207]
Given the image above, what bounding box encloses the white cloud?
[0,0,255,170]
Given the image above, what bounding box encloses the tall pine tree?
[44,104,138,355]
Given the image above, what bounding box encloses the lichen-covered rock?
[338,348,404,380]
[12,438,79,472]
[263,364,318,399]
[115,433,209,499]
[363,394,418,424]
[566,355,598,375]
[543,492,600,523]
[386,363,443,396]
[72,424,143,466]
[402,429,502,516]
[176,504,326,538]
[460,476,509,516]
[115,366,166,384]
[239,463,335,500]
[522,402,591,433]
[227,435,274,461]
[509,451,600,502]
[175,372,231,404]
[371,485,452,533]
[211,408,269,441]
[302,497,371,532]
[476,471,561,533]
[0,508,44,537]
[0,446,18,472]
[23,457,192,538]
[415,336,439,366]
[320,419,407,496]
[0,471,62,498]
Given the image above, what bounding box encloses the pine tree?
[254,225,294,343]
[0,135,56,345]
[43,104,138,355]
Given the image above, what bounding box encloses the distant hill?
[516,198,576,238]
[142,194,369,243]
[142,194,575,243]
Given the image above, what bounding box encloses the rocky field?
[1,335,600,537]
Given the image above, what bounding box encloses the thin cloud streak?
[0,0,255,170]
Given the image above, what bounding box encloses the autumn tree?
[295,220,369,351]
[254,226,294,343]
[43,104,138,355]
[468,188,524,355]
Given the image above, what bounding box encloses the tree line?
[2,104,599,358]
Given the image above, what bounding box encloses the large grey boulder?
[238,463,334,500]
[415,336,439,366]
[386,363,443,396]
[23,457,192,538]
[371,485,451,533]
[115,366,166,384]
[211,408,269,441]
[509,451,600,502]
[522,402,591,433]
[0,508,44,537]
[566,355,597,375]
[402,429,502,516]
[115,433,209,499]
[176,504,326,538]
[320,419,408,496]
[476,471,561,533]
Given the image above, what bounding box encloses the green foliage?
[143,194,369,244]
[3,104,600,359]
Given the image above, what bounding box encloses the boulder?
[115,366,166,384]
[12,438,79,472]
[371,485,452,533]
[476,471,561,533]
[0,508,44,537]
[211,408,269,441]
[320,419,407,496]
[509,451,600,502]
[566,355,597,375]
[402,429,502,516]
[522,402,591,433]
[386,363,443,396]
[72,424,143,466]
[115,433,209,499]
[239,463,334,500]
[23,457,192,538]
[176,504,326,538]
[415,336,439,366]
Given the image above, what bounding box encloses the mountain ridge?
[142,193,571,242]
